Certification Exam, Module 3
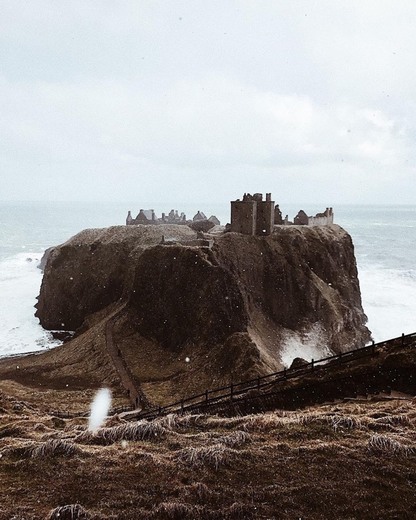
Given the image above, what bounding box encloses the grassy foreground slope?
[0,392,415,519]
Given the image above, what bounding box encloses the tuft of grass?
[154,413,182,430]
[368,434,414,457]
[205,415,249,430]
[220,501,254,520]
[217,430,251,448]
[1,439,79,460]
[155,413,205,430]
[45,503,90,520]
[176,443,236,470]
[373,414,411,427]
[77,419,167,445]
[183,481,211,501]
[151,501,200,520]
[30,439,79,458]
[330,415,362,431]
[242,413,296,432]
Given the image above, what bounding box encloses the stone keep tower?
[230,193,275,236]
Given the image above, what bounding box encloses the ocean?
[0,202,415,357]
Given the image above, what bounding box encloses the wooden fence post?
[311,359,314,370]
[205,390,209,402]
[402,333,404,346]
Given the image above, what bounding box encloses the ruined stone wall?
[308,209,334,226]
[308,215,334,226]
[255,201,274,235]
[230,201,257,235]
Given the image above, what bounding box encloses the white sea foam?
[358,266,416,342]
[280,264,416,366]
[0,252,61,356]
[280,324,333,368]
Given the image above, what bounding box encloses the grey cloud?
[1,0,415,203]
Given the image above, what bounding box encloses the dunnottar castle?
[126,193,334,236]
[230,193,334,235]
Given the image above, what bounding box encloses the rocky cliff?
[35,224,370,404]
[35,225,197,330]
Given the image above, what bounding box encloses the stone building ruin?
[125,195,333,237]
[230,193,334,236]
[126,209,220,227]
[230,193,275,236]
[294,207,334,226]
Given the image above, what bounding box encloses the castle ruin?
[230,193,334,236]
[125,194,333,237]
[293,208,334,227]
[230,193,275,236]
[126,209,220,227]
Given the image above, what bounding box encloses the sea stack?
[35,210,370,405]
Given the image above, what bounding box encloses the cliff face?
[35,225,197,330]
[35,224,370,398]
[212,226,369,354]
[130,246,248,350]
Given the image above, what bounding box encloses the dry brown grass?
[1,438,80,460]
[151,501,201,519]
[367,434,415,457]
[45,504,90,520]
[0,397,415,519]
[216,430,251,448]
[154,412,205,430]
[30,438,80,458]
[176,443,239,470]
[76,419,167,445]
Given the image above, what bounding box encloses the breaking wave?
[0,252,61,357]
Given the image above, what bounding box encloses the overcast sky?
[1,0,416,205]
